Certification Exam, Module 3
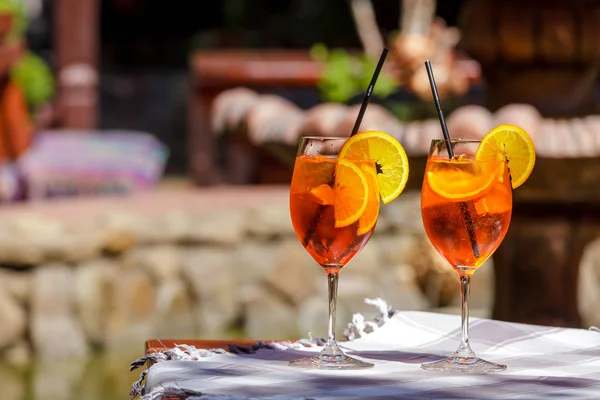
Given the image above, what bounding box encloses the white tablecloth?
[138,311,600,399]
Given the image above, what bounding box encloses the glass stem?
[456,274,475,359]
[321,272,343,358]
[327,272,339,345]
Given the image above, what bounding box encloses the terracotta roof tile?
[401,122,424,155]
[447,105,493,140]
[555,119,580,157]
[570,118,596,158]
[298,103,349,137]
[534,119,555,156]
[584,115,600,156]
[493,104,542,143]
[417,120,444,155]
[211,87,258,134]
[245,95,305,145]
[335,104,401,137]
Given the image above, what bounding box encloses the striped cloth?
[19,130,168,199]
[139,311,600,399]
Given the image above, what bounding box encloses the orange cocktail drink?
[421,152,512,273]
[290,156,379,274]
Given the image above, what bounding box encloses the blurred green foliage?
[11,52,54,111]
[310,43,464,122]
[0,0,25,43]
[0,0,54,111]
[310,43,399,103]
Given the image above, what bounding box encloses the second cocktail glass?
[421,139,512,373]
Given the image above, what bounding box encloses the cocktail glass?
[288,136,379,370]
[420,139,512,373]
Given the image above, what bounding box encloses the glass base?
[421,354,506,373]
[289,353,374,370]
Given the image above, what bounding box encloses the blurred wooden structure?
[494,200,598,328]
[54,0,99,129]
[188,50,322,185]
[459,0,600,116]
[456,0,600,329]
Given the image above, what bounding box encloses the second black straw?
[424,60,480,259]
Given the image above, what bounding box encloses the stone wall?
[0,186,598,363]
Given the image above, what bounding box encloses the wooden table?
[146,339,261,354]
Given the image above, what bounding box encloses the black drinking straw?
[350,48,389,137]
[424,60,480,259]
[302,48,389,246]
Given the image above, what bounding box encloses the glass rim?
[299,136,349,141]
[430,138,481,144]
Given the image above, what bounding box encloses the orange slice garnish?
[426,158,496,201]
[333,159,369,228]
[338,131,409,204]
[357,163,380,235]
[475,124,536,189]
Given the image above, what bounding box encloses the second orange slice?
[426,158,496,201]
[357,164,380,235]
[334,159,369,228]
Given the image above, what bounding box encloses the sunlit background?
[0,0,599,399]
